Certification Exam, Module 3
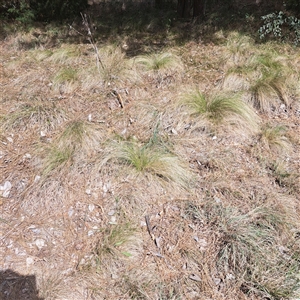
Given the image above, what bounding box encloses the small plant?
[135,52,183,84]
[54,68,78,84]
[181,90,259,132]
[96,45,134,84]
[93,222,135,261]
[48,45,82,64]
[53,67,78,93]
[224,31,254,65]
[136,52,183,72]
[259,11,300,46]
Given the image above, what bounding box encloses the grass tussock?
[96,45,137,84]
[92,222,136,263]
[47,44,82,64]
[136,52,183,73]
[53,67,79,93]
[223,49,299,113]
[43,119,101,175]
[259,124,292,154]
[1,102,67,131]
[181,90,259,133]
[101,136,193,189]
[186,201,300,299]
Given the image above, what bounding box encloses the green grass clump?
[1,102,66,131]
[259,124,291,153]
[135,52,183,76]
[102,136,192,188]
[43,120,99,175]
[181,90,259,132]
[223,50,298,113]
[54,67,78,84]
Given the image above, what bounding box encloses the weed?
[93,222,135,262]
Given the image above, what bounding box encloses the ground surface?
[0,6,300,300]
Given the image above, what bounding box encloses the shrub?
[259,11,300,46]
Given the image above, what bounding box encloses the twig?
[145,215,155,241]
[80,13,105,73]
[112,90,125,108]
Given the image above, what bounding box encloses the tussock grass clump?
[1,102,67,131]
[223,50,299,113]
[135,52,184,85]
[101,136,192,188]
[93,222,136,261]
[53,67,79,93]
[181,90,259,133]
[259,124,292,154]
[186,201,300,299]
[43,120,100,175]
[96,45,136,84]
[47,44,82,64]
[224,31,255,66]
[136,52,183,73]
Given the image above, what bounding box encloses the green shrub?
[259,11,300,45]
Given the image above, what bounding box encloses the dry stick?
[80,12,105,73]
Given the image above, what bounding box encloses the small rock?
[0,181,12,198]
[23,153,31,159]
[7,137,13,143]
[88,204,95,212]
[35,239,46,250]
[26,257,35,266]
[213,277,221,285]
[34,175,41,183]
[108,210,115,216]
[85,189,91,195]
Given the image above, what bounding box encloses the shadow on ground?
[0,269,44,300]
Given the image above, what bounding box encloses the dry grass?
[0,22,299,300]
